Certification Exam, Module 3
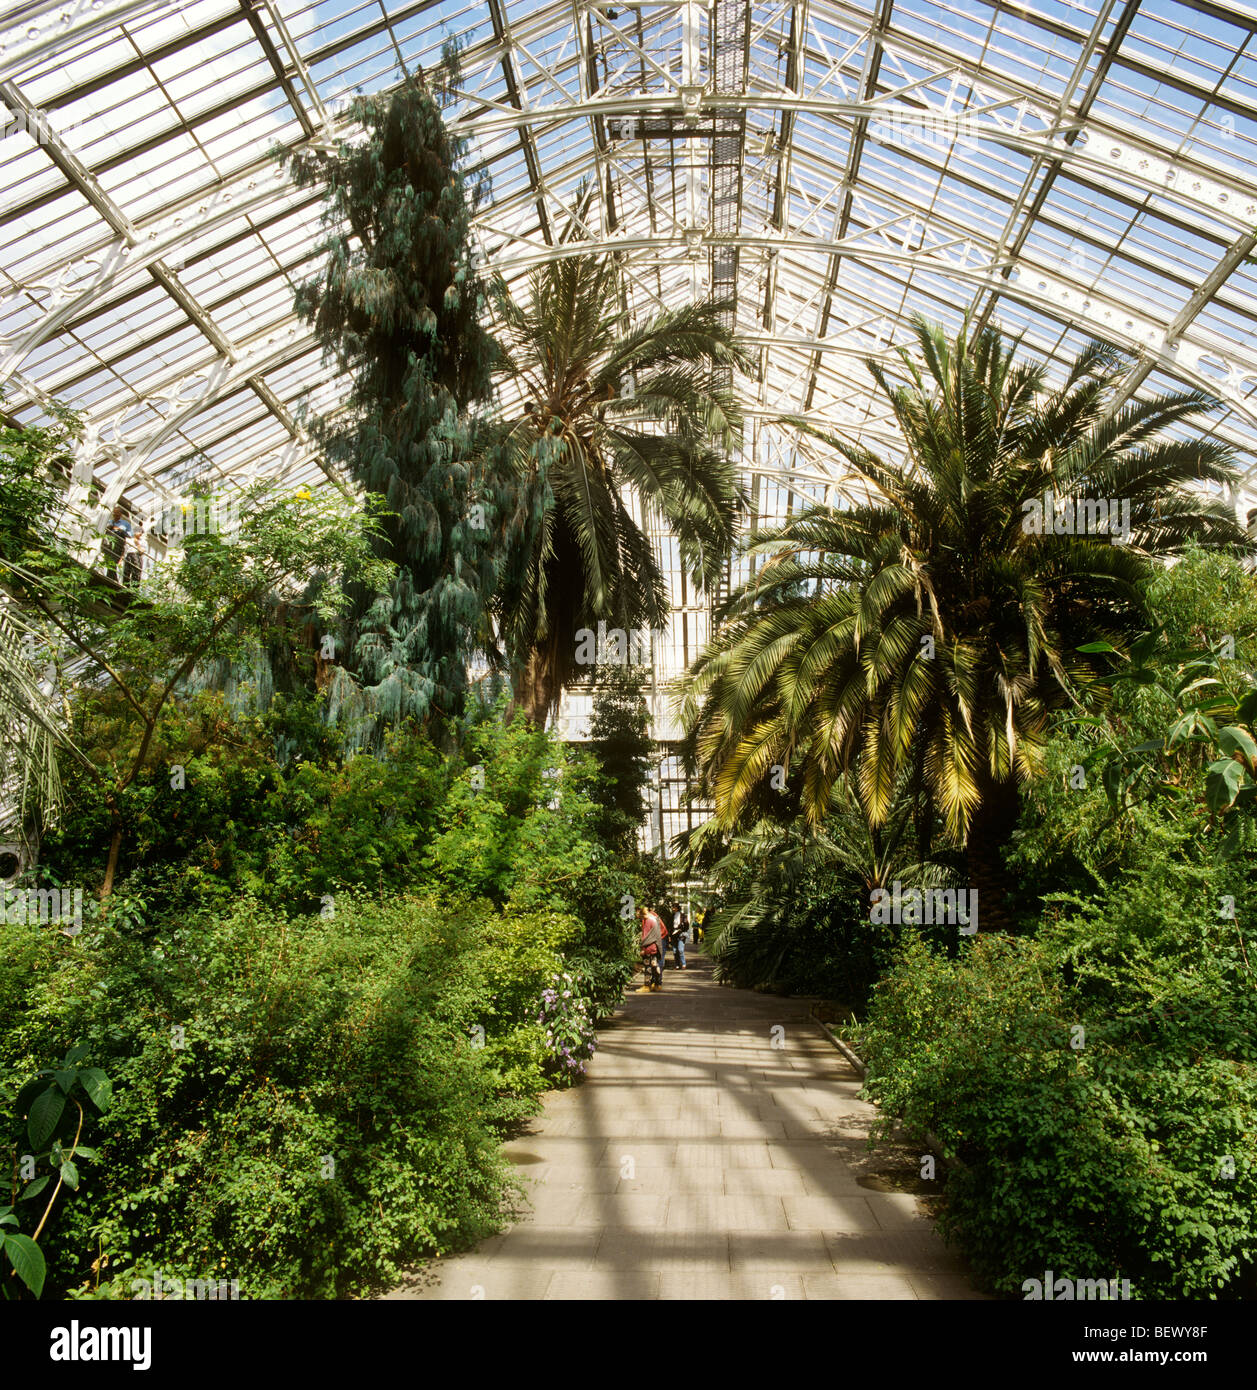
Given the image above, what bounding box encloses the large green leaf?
[1218,726,1257,766]
[1129,625,1167,666]
[1205,758,1245,813]
[1220,817,1244,860]
[26,1086,65,1150]
[1168,710,1216,747]
[77,1067,112,1113]
[13,1074,48,1115]
[3,1232,46,1298]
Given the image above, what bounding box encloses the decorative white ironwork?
[5,0,1257,519]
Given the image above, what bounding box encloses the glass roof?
[3,0,1256,538]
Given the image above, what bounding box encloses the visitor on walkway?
[639,904,664,991]
[103,505,130,580]
[671,902,687,970]
[121,523,145,587]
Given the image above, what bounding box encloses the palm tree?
[0,402,84,845]
[491,255,751,726]
[683,316,1251,931]
[0,600,70,842]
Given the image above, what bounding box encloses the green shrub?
[714,897,906,1007]
[537,971,598,1081]
[857,920,1257,1298]
[1,894,527,1299]
[567,951,636,1023]
[11,687,647,1299]
[42,704,447,914]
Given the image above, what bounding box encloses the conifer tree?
[287,58,512,740]
[586,665,655,852]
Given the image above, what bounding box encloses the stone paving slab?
[802,1272,919,1300]
[728,1231,835,1275]
[384,950,985,1301]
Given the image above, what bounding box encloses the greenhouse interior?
[2,0,1256,1322]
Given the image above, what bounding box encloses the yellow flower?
[294,488,313,501]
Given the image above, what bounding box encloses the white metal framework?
[3,0,1257,852]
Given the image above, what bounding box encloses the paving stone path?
[384,948,985,1300]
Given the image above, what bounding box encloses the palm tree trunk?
[515,594,586,729]
[516,646,557,728]
[964,775,1020,934]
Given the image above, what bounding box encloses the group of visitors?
[637,901,710,992]
[102,505,146,587]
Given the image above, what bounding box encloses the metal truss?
[3,0,1257,530]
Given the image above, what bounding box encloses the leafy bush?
[714,894,905,1006]
[1,1043,112,1299]
[42,696,447,915]
[9,652,651,1301]
[702,792,962,1007]
[847,554,1252,1297]
[857,924,1257,1299]
[566,952,636,1023]
[1,894,528,1299]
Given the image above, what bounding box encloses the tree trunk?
[100,805,124,901]
[964,775,1020,934]
[515,641,560,728]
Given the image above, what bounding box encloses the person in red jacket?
[639,903,667,991]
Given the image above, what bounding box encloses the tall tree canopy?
[585,664,655,852]
[682,316,1252,930]
[287,64,513,739]
[491,254,750,726]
